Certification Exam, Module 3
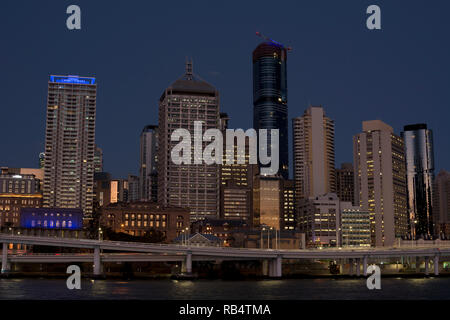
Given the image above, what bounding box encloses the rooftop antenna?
[185,57,193,80]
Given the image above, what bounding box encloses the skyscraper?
[433,170,450,237]
[353,120,408,247]
[401,124,435,238]
[43,75,97,216]
[139,125,158,202]
[293,106,336,200]
[219,113,257,223]
[336,163,355,204]
[94,144,103,173]
[127,174,139,203]
[158,60,220,220]
[253,42,288,179]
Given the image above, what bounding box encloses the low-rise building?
[0,171,43,228]
[173,233,221,247]
[99,201,190,242]
[231,229,306,249]
[20,207,83,230]
[192,218,250,247]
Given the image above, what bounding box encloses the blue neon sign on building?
[20,208,83,230]
[50,75,96,85]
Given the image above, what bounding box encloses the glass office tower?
[253,42,288,179]
[402,123,435,238]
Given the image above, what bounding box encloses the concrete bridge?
[2,234,450,277]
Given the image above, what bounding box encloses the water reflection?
[0,278,449,300]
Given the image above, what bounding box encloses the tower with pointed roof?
[157,60,220,221]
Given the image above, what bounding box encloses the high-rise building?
[158,60,220,220]
[281,179,296,230]
[139,125,158,202]
[110,178,129,204]
[219,113,257,223]
[253,175,282,229]
[94,172,112,207]
[297,193,341,247]
[353,120,408,247]
[433,170,450,237]
[401,124,435,238]
[94,145,103,173]
[43,75,97,216]
[336,163,355,204]
[293,106,336,201]
[340,202,371,247]
[127,175,139,203]
[253,42,289,179]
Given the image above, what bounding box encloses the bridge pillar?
[268,256,282,278]
[93,246,102,276]
[1,242,10,274]
[185,251,192,274]
[363,256,368,276]
[262,260,268,276]
[425,257,429,276]
[349,258,354,276]
[356,258,361,277]
[415,256,420,273]
[268,260,274,277]
[434,254,439,276]
[276,255,282,278]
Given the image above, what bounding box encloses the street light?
[185,227,189,246]
[260,228,265,249]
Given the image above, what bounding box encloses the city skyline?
[1,1,450,179]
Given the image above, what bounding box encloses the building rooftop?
[160,60,217,100]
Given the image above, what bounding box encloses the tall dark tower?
[253,42,288,179]
[402,123,435,238]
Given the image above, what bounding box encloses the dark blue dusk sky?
[1,0,449,178]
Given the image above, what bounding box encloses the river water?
[1,277,449,300]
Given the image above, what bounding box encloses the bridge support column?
[276,256,282,278]
[93,246,102,276]
[434,254,439,276]
[363,256,368,276]
[1,242,10,274]
[185,251,192,274]
[268,260,274,277]
[349,258,354,276]
[415,256,420,273]
[425,257,429,276]
[262,260,268,276]
[269,256,282,278]
[356,258,361,277]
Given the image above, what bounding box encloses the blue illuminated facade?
[49,75,96,85]
[253,42,289,179]
[20,208,83,230]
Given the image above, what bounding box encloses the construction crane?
[256,32,292,52]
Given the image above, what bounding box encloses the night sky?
[1,0,449,178]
